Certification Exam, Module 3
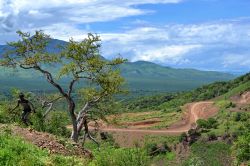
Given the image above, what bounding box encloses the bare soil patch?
[231,91,250,104]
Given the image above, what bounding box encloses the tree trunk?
[68,99,78,142]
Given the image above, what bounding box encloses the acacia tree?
[0,30,125,142]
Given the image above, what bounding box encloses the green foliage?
[32,110,46,131]
[234,112,249,122]
[179,132,188,142]
[183,141,232,166]
[182,156,204,166]
[221,81,250,99]
[31,110,70,137]
[125,94,174,111]
[89,147,149,166]
[197,118,218,130]
[232,120,250,165]
[215,100,235,109]
[166,152,176,160]
[145,142,158,155]
[44,111,70,137]
[125,72,250,113]
[0,130,86,166]
[233,133,250,164]
[0,100,21,124]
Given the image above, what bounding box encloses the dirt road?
[92,101,218,147]
[97,101,217,134]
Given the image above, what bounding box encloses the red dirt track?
[97,101,218,147]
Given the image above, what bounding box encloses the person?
[11,93,36,126]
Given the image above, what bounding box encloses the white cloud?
[0,0,250,72]
[223,54,250,67]
[131,45,202,63]
[0,0,183,33]
[98,19,250,73]
[102,27,169,43]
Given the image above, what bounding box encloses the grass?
[144,135,180,146]
[0,129,87,166]
[215,100,234,109]
[220,81,250,100]
[89,147,149,166]
[182,141,232,166]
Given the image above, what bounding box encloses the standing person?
[11,93,36,126]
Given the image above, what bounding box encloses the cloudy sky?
[0,0,250,74]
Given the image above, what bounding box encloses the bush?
[179,132,188,142]
[32,110,71,137]
[44,111,70,137]
[184,141,232,166]
[207,118,218,129]
[0,101,21,124]
[197,119,208,129]
[197,118,218,130]
[234,112,249,122]
[145,143,158,155]
[233,132,250,164]
[89,147,149,166]
[207,132,217,141]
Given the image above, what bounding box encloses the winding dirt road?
[97,101,217,134]
[93,101,218,147]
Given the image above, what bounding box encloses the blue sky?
[0,0,250,74]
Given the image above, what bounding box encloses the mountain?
[0,39,236,93]
[120,61,235,92]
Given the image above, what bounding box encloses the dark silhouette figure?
[12,93,36,126]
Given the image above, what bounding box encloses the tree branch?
[34,66,68,97]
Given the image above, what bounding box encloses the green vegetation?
[126,72,250,113]
[89,147,149,166]
[197,118,218,130]
[233,133,250,164]
[183,141,232,166]
[0,32,250,166]
[0,129,87,166]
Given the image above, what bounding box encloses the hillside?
[0,72,249,166]
[124,72,250,112]
[0,39,235,93]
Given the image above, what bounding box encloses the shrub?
[207,118,218,129]
[197,118,218,130]
[32,110,70,137]
[233,132,250,164]
[234,112,242,122]
[207,132,217,141]
[184,141,232,166]
[179,132,188,142]
[44,111,71,137]
[89,147,149,166]
[234,112,249,122]
[197,119,208,129]
[145,143,158,155]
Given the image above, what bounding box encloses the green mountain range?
[0,39,235,93]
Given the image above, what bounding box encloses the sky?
[0,0,250,74]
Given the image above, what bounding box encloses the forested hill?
[0,39,235,93]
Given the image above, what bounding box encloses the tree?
[0,30,126,143]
